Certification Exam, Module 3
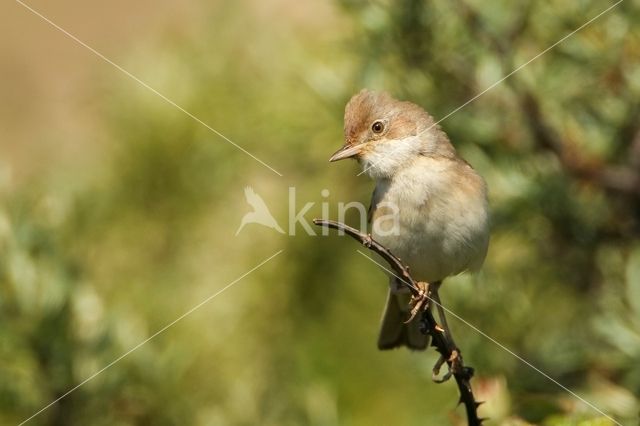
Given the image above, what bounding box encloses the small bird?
[329,90,490,350]
[236,186,285,235]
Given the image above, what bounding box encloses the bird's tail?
[377,288,429,350]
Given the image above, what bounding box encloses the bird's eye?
[371,120,385,134]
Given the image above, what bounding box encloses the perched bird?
[329,90,490,350]
[236,186,285,235]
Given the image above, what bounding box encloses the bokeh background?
[1,0,640,425]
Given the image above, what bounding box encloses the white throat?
[360,135,422,179]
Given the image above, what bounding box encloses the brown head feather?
[343,89,453,157]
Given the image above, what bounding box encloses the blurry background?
[1,0,639,424]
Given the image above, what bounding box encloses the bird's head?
[329,89,453,178]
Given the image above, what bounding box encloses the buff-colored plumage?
[332,90,490,350]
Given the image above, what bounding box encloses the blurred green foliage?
[1,0,640,425]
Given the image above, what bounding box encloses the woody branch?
[313,219,484,426]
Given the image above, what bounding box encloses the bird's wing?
[244,186,269,211]
[368,184,384,224]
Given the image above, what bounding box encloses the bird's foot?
[405,281,430,323]
[431,350,460,383]
[363,234,373,248]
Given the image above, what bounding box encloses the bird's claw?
[431,350,461,383]
[432,355,452,383]
[363,234,373,248]
[405,281,430,323]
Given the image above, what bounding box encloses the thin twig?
[313,219,484,426]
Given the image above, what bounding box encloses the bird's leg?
[430,281,463,383]
[405,281,430,323]
[431,281,457,350]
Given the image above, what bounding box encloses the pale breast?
[370,156,489,282]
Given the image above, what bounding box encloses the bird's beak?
[329,144,363,162]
